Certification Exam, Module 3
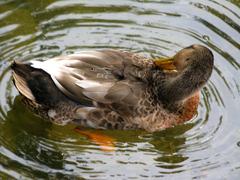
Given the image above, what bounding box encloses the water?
[0,0,240,179]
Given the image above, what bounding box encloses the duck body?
[11,45,213,132]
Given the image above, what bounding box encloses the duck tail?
[11,61,36,101]
[11,61,64,107]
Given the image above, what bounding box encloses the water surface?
[0,0,240,179]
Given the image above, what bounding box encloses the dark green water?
[0,0,240,179]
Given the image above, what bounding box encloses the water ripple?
[0,0,239,179]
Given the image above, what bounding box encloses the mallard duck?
[11,44,213,132]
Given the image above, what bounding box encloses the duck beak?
[153,57,176,70]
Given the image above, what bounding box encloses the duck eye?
[186,58,190,61]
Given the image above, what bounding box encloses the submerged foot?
[74,127,115,152]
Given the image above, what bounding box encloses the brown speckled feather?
[12,45,214,132]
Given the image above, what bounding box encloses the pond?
[0,0,240,179]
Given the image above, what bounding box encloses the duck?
[11,44,214,132]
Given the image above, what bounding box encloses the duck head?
[155,44,213,72]
[154,44,214,103]
[173,44,214,72]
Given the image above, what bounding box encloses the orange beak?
[153,57,176,70]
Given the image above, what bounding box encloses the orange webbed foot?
[74,127,116,152]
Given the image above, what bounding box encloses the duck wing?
[31,50,150,106]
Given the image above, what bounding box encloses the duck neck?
[155,60,213,104]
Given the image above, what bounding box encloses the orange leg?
[74,127,116,152]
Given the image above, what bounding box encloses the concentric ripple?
[0,0,240,179]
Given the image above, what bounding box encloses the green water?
[0,0,240,179]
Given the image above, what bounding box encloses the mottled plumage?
[11,44,213,132]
